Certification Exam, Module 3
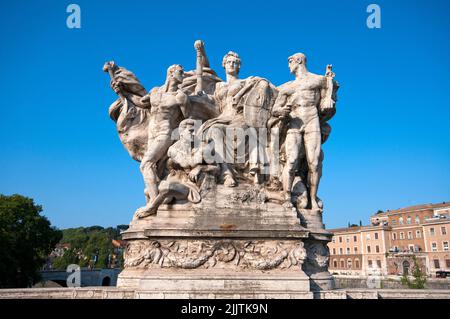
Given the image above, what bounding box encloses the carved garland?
[124,240,306,270]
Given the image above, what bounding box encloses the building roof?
[112,239,126,248]
[55,243,71,249]
[328,224,389,234]
[372,202,450,217]
[328,201,449,233]
[328,226,362,233]
[423,214,450,226]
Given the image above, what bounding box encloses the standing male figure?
[133,64,189,218]
[272,53,336,210]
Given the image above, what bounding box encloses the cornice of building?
[328,225,391,234]
[360,225,391,231]
[329,254,363,258]
[328,227,362,234]
[423,216,450,226]
[390,224,423,230]
[371,202,450,218]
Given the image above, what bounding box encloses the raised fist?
[194,40,204,51]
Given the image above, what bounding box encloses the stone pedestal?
[117,185,333,296]
[298,208,335,291]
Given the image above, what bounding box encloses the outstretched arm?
[104,61,149,107]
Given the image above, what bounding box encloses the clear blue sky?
[1,0,449,229]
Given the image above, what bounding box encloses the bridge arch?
[101,276,111,286]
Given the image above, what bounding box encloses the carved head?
[178,119,197,141]
[288,53,307,74]
[222,51,241,76]
[167,64,184,84]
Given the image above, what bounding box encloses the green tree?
[410,256,427,289]
[0,194,62,288]
[400,256,427,289]
[52,225,124,270]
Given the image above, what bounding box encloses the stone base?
[118,270,311,297]
[119,184,333,294]
[309,273,335,291]
[2,288,450,299]
[135,290,314,299]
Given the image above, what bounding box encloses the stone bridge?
[39,268,121,287]
[1,288,450,299]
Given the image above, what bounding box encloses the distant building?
[43,243,72,270]
[112,239,126,249]
[110,239,126,268]
[50,243,71,258]
[328,202,450,277]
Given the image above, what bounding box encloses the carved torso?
[148,88,183,137]
[287,74,324,109]
[215,80,246,116]
[279,74,326,131]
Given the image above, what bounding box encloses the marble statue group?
[103,40,338,221]
[104,40,340,294]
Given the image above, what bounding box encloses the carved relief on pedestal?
[124,239,306,271]
[226,187,267,205]
[304,240,330,274]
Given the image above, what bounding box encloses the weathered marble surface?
[104,40,338,219]
[103,40,339,293]
[2,288,450,299]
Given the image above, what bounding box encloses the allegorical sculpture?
[103,41,339,296]
[272,53,337,210]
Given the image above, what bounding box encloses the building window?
[374,232,379,240]
[442,227,447,236]
[407,216,411,224]
[368,260,373,268]
[376,260,382,268]
[346,237,350,243]
[333,260,338,268]
[399,217,404,225]
[434,259,440,269]
[408,245,414,252]
[443,242,449,252]
[392,233,397,240]
[446,260,450,268]
[339,236,342,243]
[340,260,345,268]
[375,245,380,253]
[332,237,336,243]
[353,236,357,242]
[431,242,437,252]
[354,247,358,253]
[407,231,412,240]
[366,234,371,240]
[355,259,360,268]
[392,219,397,226]
[339,248,343,255]
[399,232,404,240]
[333,248,336,255]
[347,259,352,269]
[367,246,371,253]
[415,216,420,224]
[429,228,435,236]
[416,230,421,238]
[346,247,350,254]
